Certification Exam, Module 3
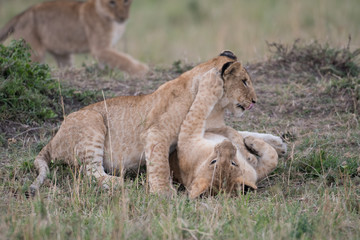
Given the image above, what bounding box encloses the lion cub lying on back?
[0,0,148,76]
[170,69,279,198]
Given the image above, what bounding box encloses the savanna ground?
[1,0,360,239]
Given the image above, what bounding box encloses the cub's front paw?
[244,136,265,156]
[150,184,177,199]
[125,60,149,77]
[131,62,149,77]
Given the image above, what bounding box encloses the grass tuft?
[265,39,360,78]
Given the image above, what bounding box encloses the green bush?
[0,40,58,124]
[0,40,101,125]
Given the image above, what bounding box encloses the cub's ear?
[235,177,257,190]
[221,61,242,77]
[220,50,237,61]
[189,177,210,199]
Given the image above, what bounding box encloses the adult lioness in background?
[0,0,148,77]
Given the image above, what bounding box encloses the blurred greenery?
[0,0,359,65]
[0,2,360,239]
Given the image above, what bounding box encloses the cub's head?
[189,139,257,199]
[97,0,132,23]
[219,52,257,118]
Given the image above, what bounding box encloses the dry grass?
[1,40,360,239]
[0,0,360,238]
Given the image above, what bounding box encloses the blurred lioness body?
[0,0,148,76]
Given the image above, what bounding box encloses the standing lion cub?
[0,0,148,76]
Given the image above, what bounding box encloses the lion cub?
[173,69,256,198]
[0,0,148,76]
[171,69,279,198]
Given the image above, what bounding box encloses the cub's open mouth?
[236,103,245,110]
[247,103,254,110]
[236,103,254,110]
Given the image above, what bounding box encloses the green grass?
[1,164,359,239]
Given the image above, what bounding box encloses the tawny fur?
[169,69,281,198]
[29,51,286,196]
[0,0,148,76]
[173,69,257,198]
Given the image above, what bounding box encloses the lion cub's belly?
[103,138,146,173]
[204,132,228,146]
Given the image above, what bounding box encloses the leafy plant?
[0,40,102,126]
[0,40,58,124]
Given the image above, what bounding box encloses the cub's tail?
[0,9,29,42]
[29,144,51,195]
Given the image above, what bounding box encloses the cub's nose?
[252,99,256,104]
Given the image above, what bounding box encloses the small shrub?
[327,76,360,113]
[266,39,360,77]
[0,40,102,127]
[172,60,193,74]
[0,40,58,124]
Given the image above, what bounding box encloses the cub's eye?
[124,0,130,4]
[109,0,116,7]
[210,159,217,165]
[231,160,238,167]
[242,79,248,87]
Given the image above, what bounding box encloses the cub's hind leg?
[244,136,278,181]
[50,52,73,68]
[30,110,121,194]
[57,110,122,189]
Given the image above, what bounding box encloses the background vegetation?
[0,0,359,64]
[0,0,359,239]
